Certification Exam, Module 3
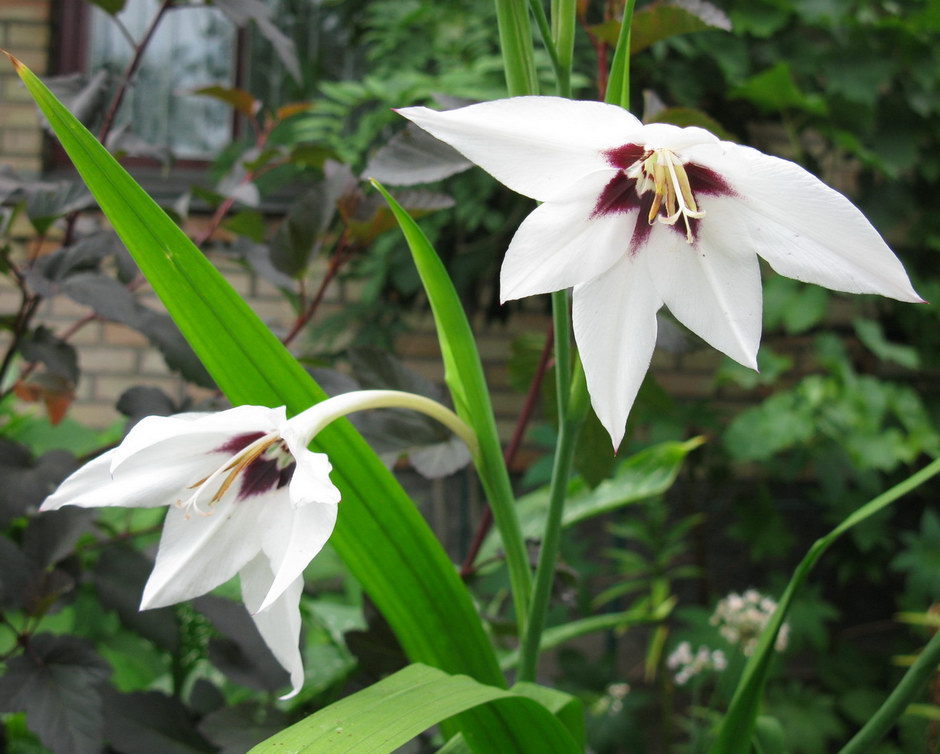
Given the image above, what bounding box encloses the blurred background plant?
[0,0,938,752]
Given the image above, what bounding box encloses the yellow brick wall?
[0,0,50,175]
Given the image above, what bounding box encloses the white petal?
[396,97,643,202]
[110,405,286,473]
[644,209,762,369]
[240,556,305,699]
[140,496,265,609]
[256,500,337,612]
[500,171,634,301]
[637,123,720,152]
[281,428,342,507]
[572,255,663,449]
[40,448,218,511]
[686,142,922,302]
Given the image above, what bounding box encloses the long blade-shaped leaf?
[371,180,532,627]
[710,456,940,753]
[249,664,580,753]
[7,54,532,745]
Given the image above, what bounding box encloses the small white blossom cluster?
[710,589,790,656]
[666,641,727,686]
[591,682,631,716]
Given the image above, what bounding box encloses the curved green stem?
[838,628,940,754]
[551,0,576,98]
[295,389,479,459]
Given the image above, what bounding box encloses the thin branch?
[282,231,353,347]
[97,0,175,143]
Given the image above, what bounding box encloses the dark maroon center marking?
[604,143,646,170]
[216,431,265,454]
[593,145,737,249]
[238,458,296,500]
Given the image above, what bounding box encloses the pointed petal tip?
[278,685,301,701]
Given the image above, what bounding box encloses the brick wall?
[0,0,50,175]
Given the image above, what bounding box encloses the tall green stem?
[517,297,588,682]
[604,0,637,108]
[839,628,940,754]
[494,0,540,96]
[551,0,576,98]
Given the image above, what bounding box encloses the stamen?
[180,432,280,516]
[639,149,707,244]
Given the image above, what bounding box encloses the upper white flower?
[42,402,341,698]
[396,96,922,447]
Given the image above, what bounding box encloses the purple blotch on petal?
[685,163,736,197]
[216,431,266,455]
[592,173,642,219]
[629,193,655,254]
[238,457,284,500]
[604,143,646,170]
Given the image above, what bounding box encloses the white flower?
[42,403,341,698]
[396,96,922,447]
[666,641,727,685]
[711,589,789,656]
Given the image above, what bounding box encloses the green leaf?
[709,457,940,754]
[10,55,531,748]
[87,0,126,14]
[249,664,580,753]
[630,0,731,53]
[499,601,674,670]
[371,179,532,626]
[479,438,703,562]
[853,318,921,370]
[191,86,260,118]
[590,0,730,53]
[730,62,828,115]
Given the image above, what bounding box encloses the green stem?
[604,0,637,108]
[527,0,563,90]
[295,389,479,458]
[551,0,576,98]
[839,628,940,754]
[494,0,540,96]
[517,291,587,682]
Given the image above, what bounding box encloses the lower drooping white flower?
[42,403,340,698]
[710,589,789,657]
[40,390,476,699]
[396,97,923,447]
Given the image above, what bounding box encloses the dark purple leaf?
[20,326,79,383]
[0,440,76,525]
[23,507,95,569]
[0,634,110,754]
[270,165,354,279]
[0,536,37,610]
[198,702,287,754]
[25,181,93,235]
[194,595,290,692]
[93,545,179,652]
[102,689,214,754]
[364,124,472,186]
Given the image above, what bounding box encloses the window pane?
[89,0,236,159]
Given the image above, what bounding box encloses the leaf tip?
[1,49,24,73]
